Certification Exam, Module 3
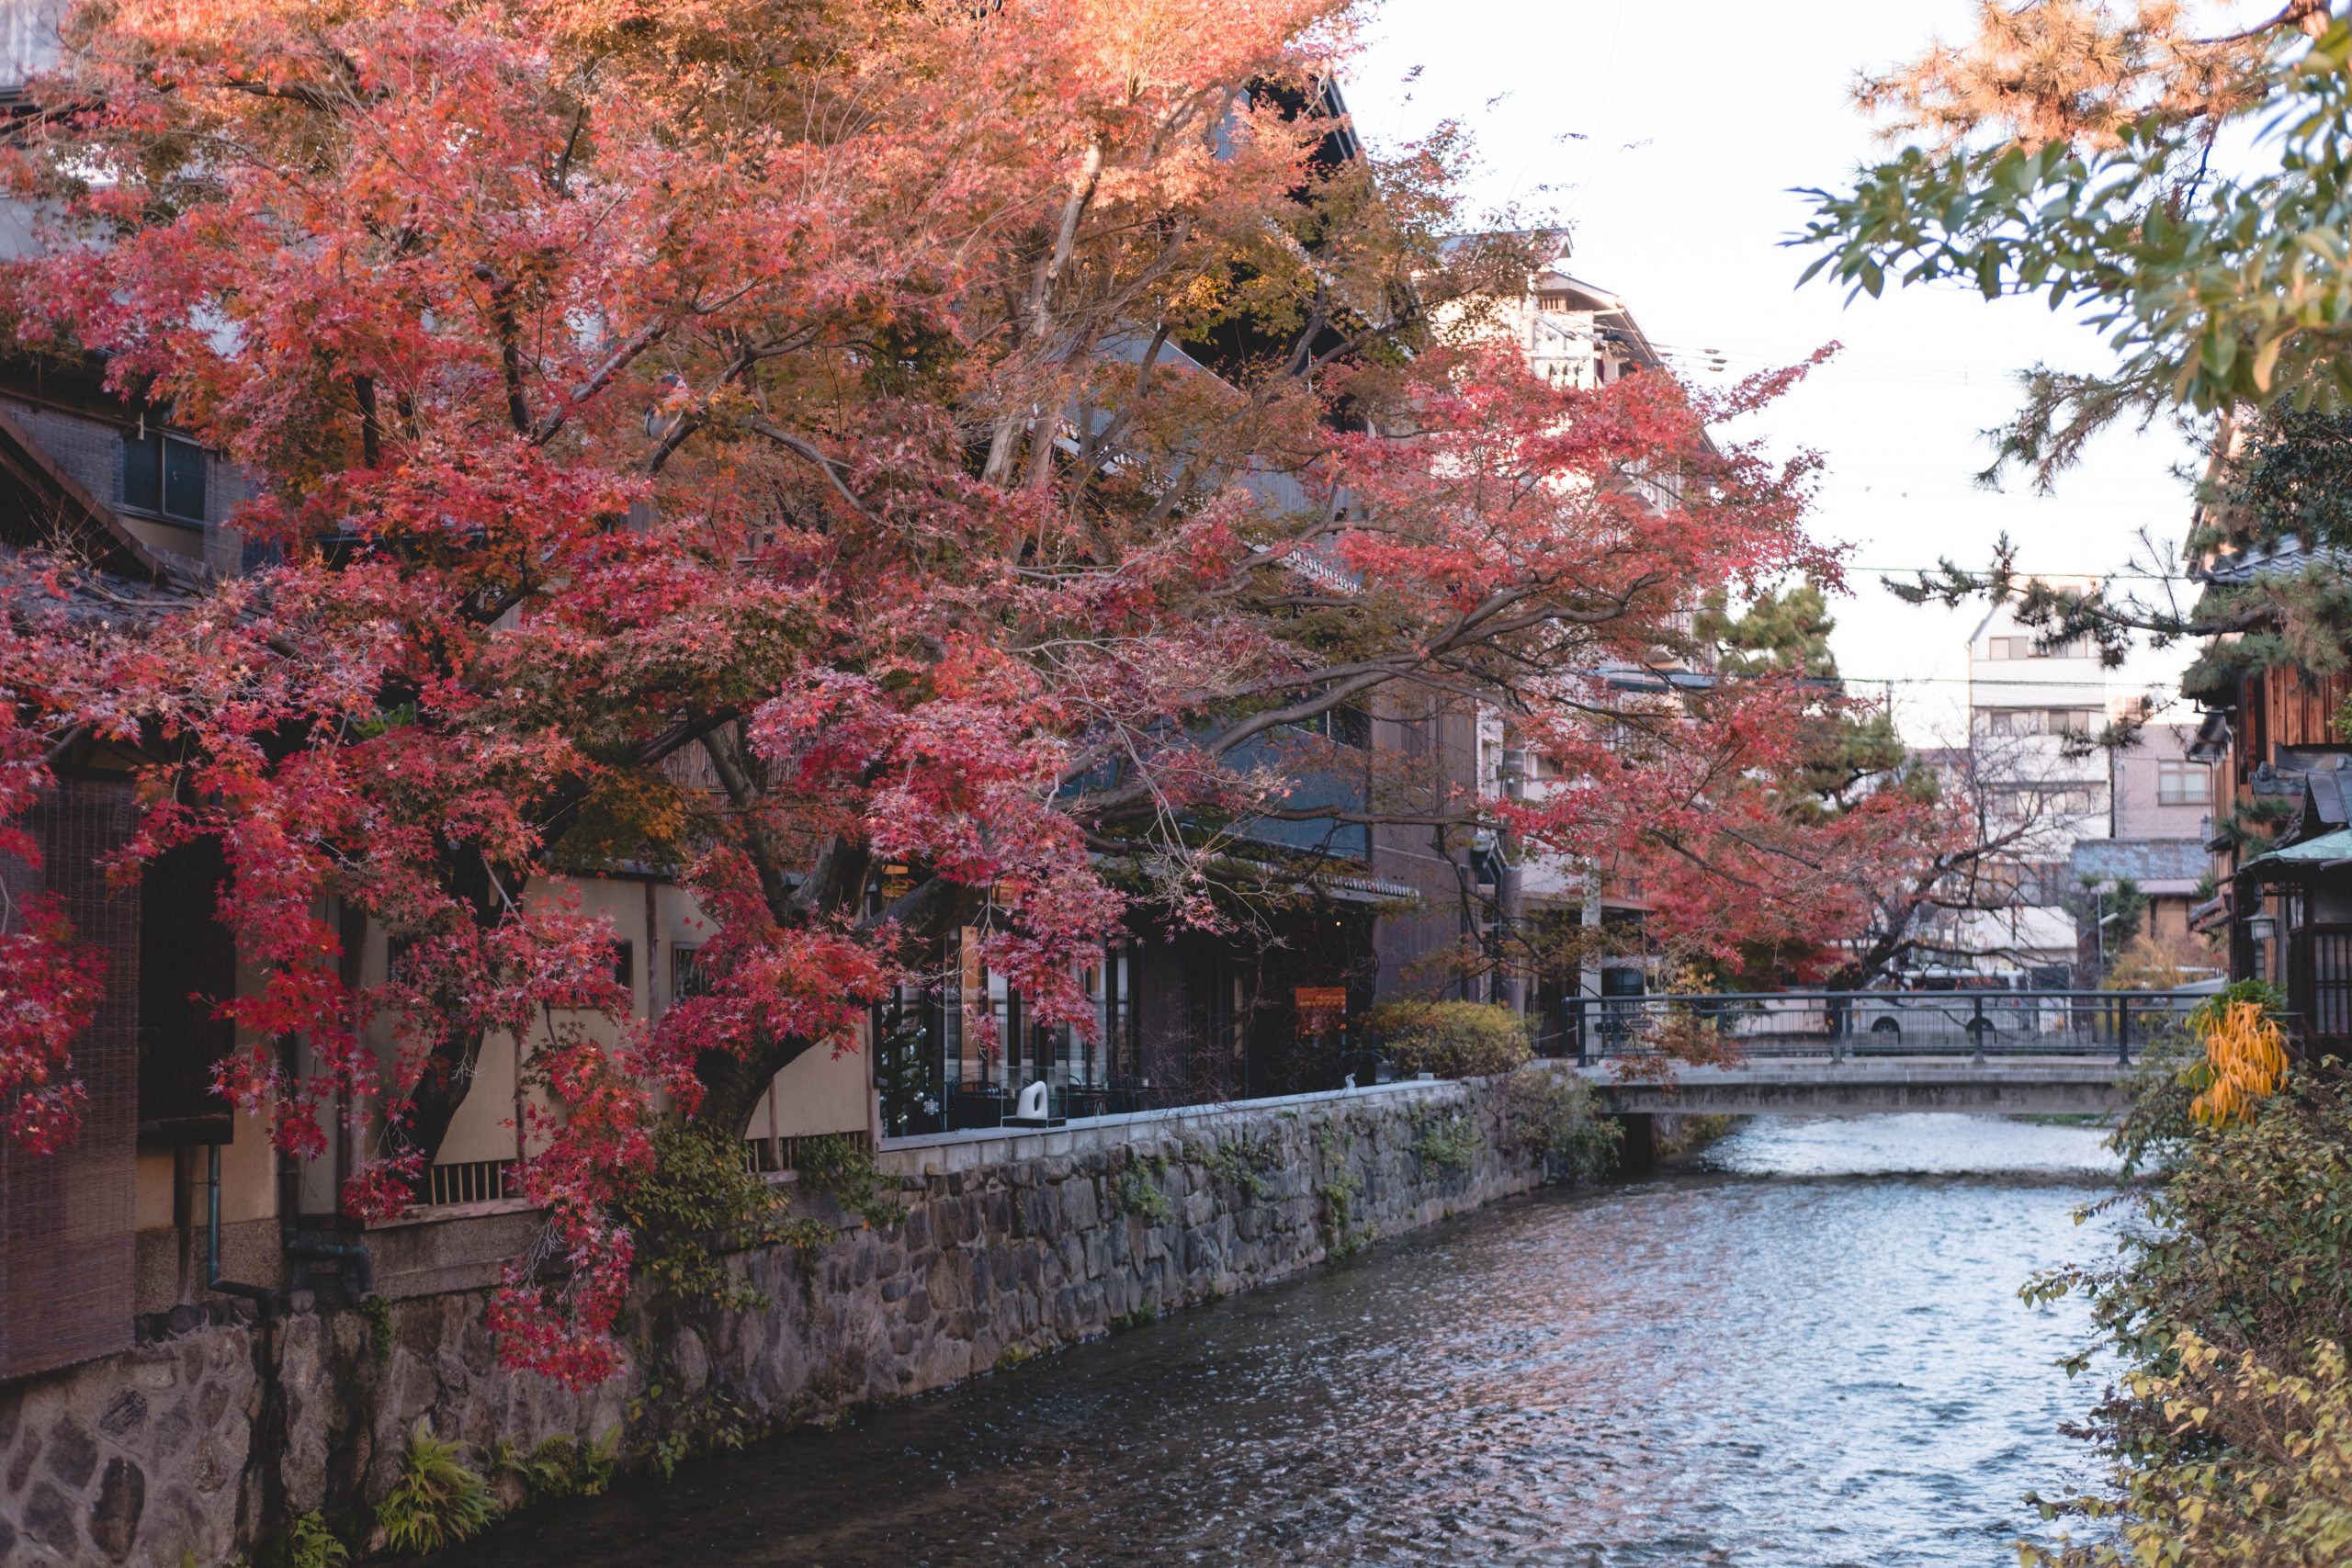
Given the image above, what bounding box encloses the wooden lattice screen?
[2293,922,2352,1050]
[0,778,138,1381]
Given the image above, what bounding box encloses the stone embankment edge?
[0,1072,1570,1568]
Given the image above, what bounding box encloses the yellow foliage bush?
[2189,996,2289,1128]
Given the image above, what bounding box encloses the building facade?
[0,42,1498,1382]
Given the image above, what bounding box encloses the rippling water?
[433,1113,2122,1568]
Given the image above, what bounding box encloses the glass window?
[1985,635,2092,660]
[163,437,206,522]
[2157,760,2212,806]
[122,432,160,513]
[122,431,208,525]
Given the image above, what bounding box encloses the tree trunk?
[691,1033,824,1139]
[396,1026,489,1172]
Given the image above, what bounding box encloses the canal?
[431,1113,2121,1566]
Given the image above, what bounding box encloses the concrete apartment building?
[1960,601,2214,980]
[2075,722,2216,955]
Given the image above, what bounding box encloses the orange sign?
[1295,987,1347,1036]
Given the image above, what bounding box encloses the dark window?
[1600,966,1645,998]
[137,838,237,1146]
[122,431,208,525]
[672,944,709,1001]
[1299,703,1370,750]
[611,939,635,990]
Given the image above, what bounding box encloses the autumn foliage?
[2188,987,2292,1128]
[0,0,1917,1382]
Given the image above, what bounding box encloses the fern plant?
[377,1419,497,1554]
[287,1512,347,1568]
[492,1434,585,1504]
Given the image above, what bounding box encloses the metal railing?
[424,1157,514,1207]
[1537,990,2207,1068]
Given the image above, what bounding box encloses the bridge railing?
[1537,990,2205,1068]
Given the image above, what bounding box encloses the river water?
[432,1113,2123,1567]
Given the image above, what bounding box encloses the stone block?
[671,1328,710,1393]
[1021,1187,1057,1237]
[189,1433,240,1496]
[196,1379,232,1433]
[86,1459,142,1562]
[155,1393,201,1461]
[7,1427,41,1495]
[21,1480,78,1556]
[43,1417,97,1492]
[94,1392,146,1444]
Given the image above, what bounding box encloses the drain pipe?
[206,1146,374,1300]
[204,1142,277,1306]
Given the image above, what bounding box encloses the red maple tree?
[0,0,1925,1383]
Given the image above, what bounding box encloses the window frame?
[121,429,209,526]
[2156,759,2213,807]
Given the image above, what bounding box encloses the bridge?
[1548,989,2200,1118]
[1578,1058,2133,1117]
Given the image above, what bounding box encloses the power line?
[1840,674,2176,688]
[1845,564,2194,581]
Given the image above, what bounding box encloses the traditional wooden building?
[2188,542,2352,1050]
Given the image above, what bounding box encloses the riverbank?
[418,1113,2121,1568]
[0,1072,1601,1568]
[2019,1051,2352,1565]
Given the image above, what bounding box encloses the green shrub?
[360,1296,393,1364]
[614,1123,809,1315]
[1364,1000,1531,1078]
[2022,1061,2352,1564]
[792,1134,905,1231]
[1113,1168,1171,1223]
[632,1387,758,1482]
[1496,1066,1618,1180]
[377,1420,496,1555]
[1315,1121,1367,1258]
[1202,1131,1279,1201]
[1409,1111,1480,1174]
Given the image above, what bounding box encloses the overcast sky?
[1346,0,2206,744]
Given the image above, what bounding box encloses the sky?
[1345,0,2208,745]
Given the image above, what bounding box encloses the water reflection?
[430,1113,2119,1567]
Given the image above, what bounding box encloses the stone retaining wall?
[0,1076,1562,1567]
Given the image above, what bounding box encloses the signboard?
[1295,987,1347,1038]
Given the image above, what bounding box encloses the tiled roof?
[2197,535,2352,584]
[2069,838,2209,890]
